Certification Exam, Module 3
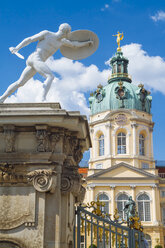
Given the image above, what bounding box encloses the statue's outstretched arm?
[10,30,49,53]
[61,38,93,48]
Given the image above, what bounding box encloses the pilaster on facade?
[149,127,154,160]
[131,122,138,158]
[105,122,112,156]
[110,186,115,220]
[152,185,159,225]
[89,186,95,201]
[130,185,136,200]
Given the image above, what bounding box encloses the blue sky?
[0,0,165,160]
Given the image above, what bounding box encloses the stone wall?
[0,103,91,248]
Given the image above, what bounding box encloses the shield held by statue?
[60,30,99,60]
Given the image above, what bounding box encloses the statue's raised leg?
[32,61,55,101]
[0,66,36,103]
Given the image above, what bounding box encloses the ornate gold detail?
[113,208,120,221]
[129,214,143,231]
[118,81,123,88]
[138,83,144,89]
[84,199,111,219]
[112,31,124,51]
[97,84,103,89]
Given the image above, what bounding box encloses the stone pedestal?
[0,103,91,248]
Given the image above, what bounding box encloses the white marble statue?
[0,23,98,102]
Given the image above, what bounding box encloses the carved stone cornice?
[27,169,57,193]
[3,125,15,153]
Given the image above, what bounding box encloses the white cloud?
[101,4,109,11]
[151,10,165,22]
[5,44,165,117]
[121,43,165,93]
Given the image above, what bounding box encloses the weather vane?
[112,31,124,52]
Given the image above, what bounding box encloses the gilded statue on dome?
[113,31,124,51]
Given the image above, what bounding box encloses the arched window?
[144,234,152,248]
[113,64,116,73]
[116,193,129,220]
[117,132,126,154]
[137,193,151,221]
[139,134,145,155]
[98,134,104,156]
[98,193,109,214]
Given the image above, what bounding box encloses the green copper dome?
[89,51,152,115]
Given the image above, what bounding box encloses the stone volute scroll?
[61,167,86,203]
[27,169,57,193]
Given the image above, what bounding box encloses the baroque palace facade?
[83,46,165,248]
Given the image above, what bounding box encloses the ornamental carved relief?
[63,134,71,154]
[115,81,128,108]
[27,169,57,193]
[0,164,25,183]
[63,134,83,164]
[36,129,49,152]
[51,133,61,152]
[0,186,36,230]
[74,140,84,164]
[3,125,15,153]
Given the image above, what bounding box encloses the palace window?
[95,163,103,169]
[98,193,109,214]
[137,193,151,221]
[162,208,165,225]
[118,64,121,73]
[113,64,116,73]
[98,134,104,156]
[117,132,126,154]
[139,134,145,156]
[116,193,129,220]
[161,191,165,197]
[142,163,149,169]
[144,234,152,248]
